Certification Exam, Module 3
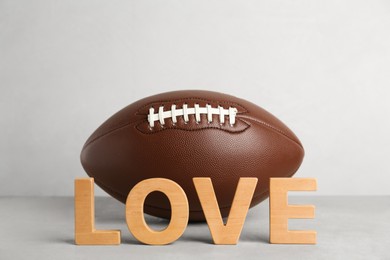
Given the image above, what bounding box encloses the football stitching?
[85,97,249,147]
[136,97,249,134]
[147,104,238,127]
[135,118,251,135]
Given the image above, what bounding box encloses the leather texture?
[81,90,304,221]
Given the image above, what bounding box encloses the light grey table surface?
[1,196,389,260]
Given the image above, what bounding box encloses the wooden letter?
[193,177,258,245]
[269,178,317,244]
[126,178,189,245]
[74,178,120,245]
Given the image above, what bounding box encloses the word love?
[74,177,317,246]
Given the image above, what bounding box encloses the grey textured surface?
[1,196,389,260]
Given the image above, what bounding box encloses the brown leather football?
[80,90,304,221]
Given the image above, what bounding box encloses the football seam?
[83,98,249,148]
[83,116,251,150]
[134,118,251,134]
[83,121,137,148]
[238,116,303,149]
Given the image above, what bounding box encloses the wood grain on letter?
[193,177,258,245]
[74,178,120,245]
[269,178,317,244]
[126,178,189,245]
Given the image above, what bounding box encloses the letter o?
[125,178,189,245]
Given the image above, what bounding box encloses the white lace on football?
[148,104,238,128]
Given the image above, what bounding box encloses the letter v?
[193,178,258,245]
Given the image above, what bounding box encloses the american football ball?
[80,90,304,221]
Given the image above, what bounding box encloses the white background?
[1,0,389,196]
